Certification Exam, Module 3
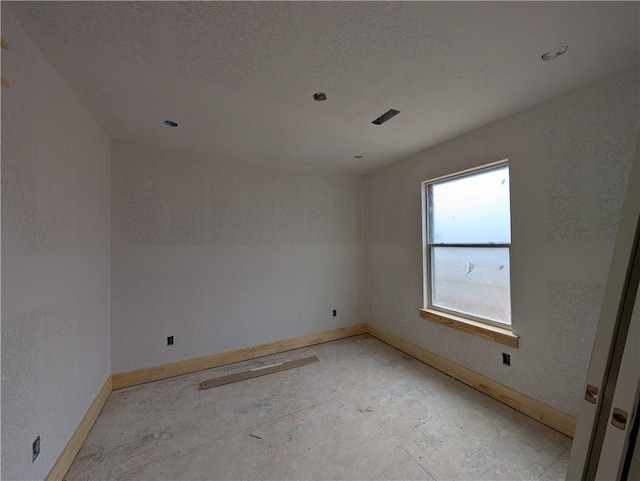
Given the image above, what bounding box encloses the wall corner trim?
[365,323,576,438]
[45,376,112,481]
[112,324,369,390]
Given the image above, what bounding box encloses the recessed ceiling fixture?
[313,92,327,102]
[372,109,400,125]
[354,155,363,159]
[541,46,568,61]
[164,120,178,127]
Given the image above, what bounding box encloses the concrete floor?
[67,335,572,480]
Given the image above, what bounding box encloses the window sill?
[417,308,519,348]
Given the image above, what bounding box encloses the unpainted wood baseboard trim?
[365,324,576,438]
[112,324,368,390]
[49,322,576,480]
[45,376,112,481]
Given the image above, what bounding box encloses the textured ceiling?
[7,1,640,173]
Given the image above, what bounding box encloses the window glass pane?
[430,246,511,324]
[431,166,510,244]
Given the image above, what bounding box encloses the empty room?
[2,1,639,480]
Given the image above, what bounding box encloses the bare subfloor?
[68,335,572,480]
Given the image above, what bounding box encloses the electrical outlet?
[32,436,40,462]
[167,336,174,346]
[502,353,511,366]
[332,309,337,317]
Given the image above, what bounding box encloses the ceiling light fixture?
[541,46,568,61]
[313,92,327,102]
[164,120,178,127]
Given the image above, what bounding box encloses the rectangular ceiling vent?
[372,109,400,125]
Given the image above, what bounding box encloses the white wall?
[365,67,639,417]
[1,8,111,481]
[1,7,635,479]
[111,141,365,373]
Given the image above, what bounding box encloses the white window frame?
[421,159,512,330]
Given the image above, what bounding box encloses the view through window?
[425,162,512,326]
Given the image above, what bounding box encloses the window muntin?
[425,163,511,326]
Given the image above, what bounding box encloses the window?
[423,161,511,328]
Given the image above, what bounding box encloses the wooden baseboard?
[112,324,368,390]
[45,376,112,481]
[365,324,576,438]
[47,322,575,480]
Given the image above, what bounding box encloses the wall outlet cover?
[502,353,511,366]
[167,336,174,346]
[332,310,337,317]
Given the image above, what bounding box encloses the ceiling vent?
[372,109,400,125]
[541,46,568,61]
